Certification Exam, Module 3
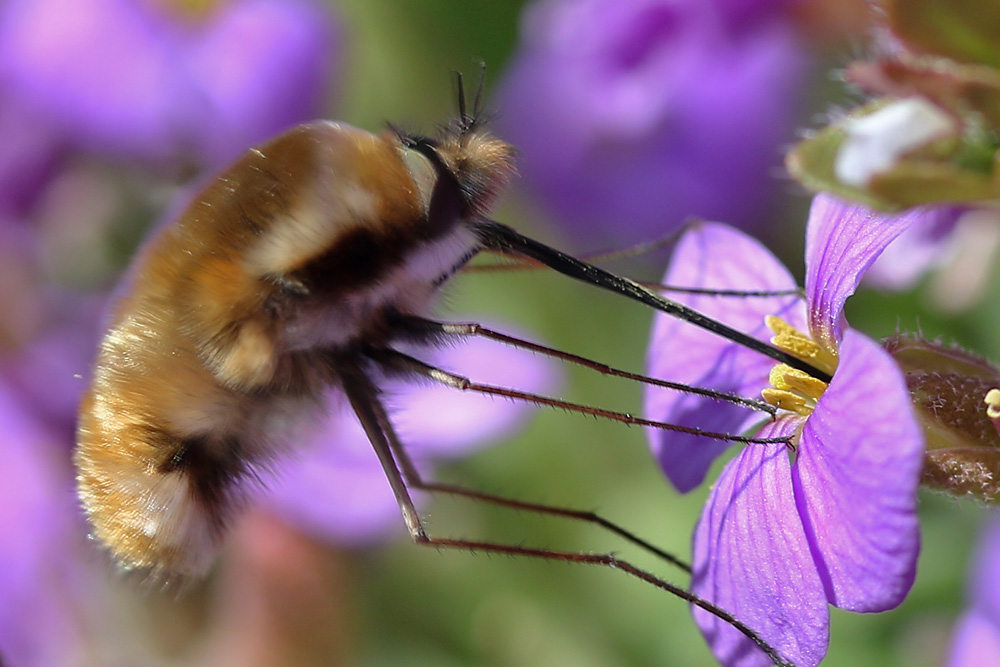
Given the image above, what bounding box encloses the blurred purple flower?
[261,326,560,545]
[496,0,806,246]
[643,195,925,666]
[0,292,106,438]
[0,94,66,218]
[0,382,87,667]
[948,512,1000,667]
[0,0,339,170]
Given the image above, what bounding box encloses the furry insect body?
[75,120,515,578]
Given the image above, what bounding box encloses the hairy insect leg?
[356,362,691,571]
[391,315,776,415]
[367,347,790,446]
[341,358,796,667]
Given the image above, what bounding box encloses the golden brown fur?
[75,119,515,579]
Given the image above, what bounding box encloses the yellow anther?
[762,388,811,416]
[764,315,797,337]
[780,368,828,402]
[985,388,1000,420]
[764,365,828,416]
[765,315,838,377]
[762,318,836,416]
[768,364,793,391]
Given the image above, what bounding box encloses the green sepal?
[883,0,1000,69]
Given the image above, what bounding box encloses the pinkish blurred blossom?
[0,0,340,170]
[497,0,807,247]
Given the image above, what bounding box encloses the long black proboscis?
[474,219,833,384]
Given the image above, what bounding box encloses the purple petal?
[792,329,922,611]
[496,0,806,246]
[947,612,1000,667]
[692,418,829,667]
[804,194,929,351]
[966,512,1000,627]
[0,0,193,161]
[181,0,339,167]
[948,512,1000,666]
[0,94,65,216]
[0,0,338,167]
[644,221,803,492]
[0,383,83,666]
[864,206,966,290]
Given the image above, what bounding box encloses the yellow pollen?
[985,388,1000,419]
[765,315,838,377]
[764,364,827,416]
[761,388,810,416]
[761,316,836,416]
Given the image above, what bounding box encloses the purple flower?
[643,195,927,666]
[0,382,87,666]
[261,325,560,545]
[948,512,1000,666]
[0,94,65,217]
[496,0,806,246]
[865,205,967,290]
[0,0,339,169]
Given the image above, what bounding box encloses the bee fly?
[76,74,819,666]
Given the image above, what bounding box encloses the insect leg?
[390,315,776,415]
[340,357,796,667]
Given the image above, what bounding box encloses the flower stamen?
[765,315,838,378]
[985,388,1000,420]
[762,316,835,416]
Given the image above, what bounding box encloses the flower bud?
[884,334,1000,501]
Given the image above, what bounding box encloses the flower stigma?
[761,315,838,416]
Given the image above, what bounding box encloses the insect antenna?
[339,355,797,667]
[452,64,489,138]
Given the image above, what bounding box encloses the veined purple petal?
[792,330,922,612]
[692,418,829,667]
[865,206,966,290]
[644,221,803,492]
[804,194,927,351]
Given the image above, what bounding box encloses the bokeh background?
[0,0,996,665]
